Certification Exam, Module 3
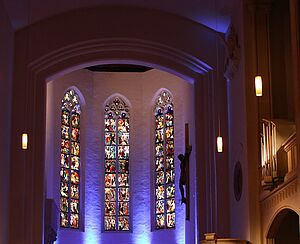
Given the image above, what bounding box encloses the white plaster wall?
[46,68,195,244]
[0,2,14,243]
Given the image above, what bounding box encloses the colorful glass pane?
[165,127,174,140]
[118,174,129,187]
[118,187,130,201]
[71,114,80,128]
[156,185,164,200]
[118,160,129,173]
[105,188,116,201]
[61,154,70,168]
[118,216,130,230]
[71,184,79,199]
[155,115,164,130]
[118,202,129,215]
[118,146,129,159]
[70,199,79,213]
[156,214,165,229]
[61,110,70,125]
[118,132,129,145]
[71,170,80,184]
[60,197,69,212]
[105,160,116,173]
[105,216,116,230]
[71,156,80,170]
[71,128,80,141]
[105,146,116,159]
[166,156,174,170]
[156,157,164,171]
[105,132,116,145]
[166,199,175,213]
[166,213,175,228]
[71,142,80,156]
[166,141,174,156]
[60,212,69,227]
[156,171,164,185]
[105,118,116,132]
[60,168,69,182]
[105,174,116,187]
[60,89,81,229]
[156,200,164,214]
[166,170,175,184]
[105,202,116,216]
[118,119,129,132]
[155,129,164,143]
[155,143,164,157]
[61,140,70,154]
[70,214,79,228]
[61,125,70,139]
[60,182,69,198]
[154,90,175,229]
[166,185,175,198]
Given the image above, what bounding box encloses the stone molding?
[224,24,241,81]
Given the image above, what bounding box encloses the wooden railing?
[282,132,297,179]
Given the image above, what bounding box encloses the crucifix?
[178,123,192,220]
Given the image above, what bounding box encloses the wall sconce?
[22,133,28,150]
[255,75,263,96]
[217,136,223,153]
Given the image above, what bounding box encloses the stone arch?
[267,207,300,244]
[9,6,217,244]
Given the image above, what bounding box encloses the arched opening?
[46,65,195,244]
[8,6,227,244]
[267,208,300,244]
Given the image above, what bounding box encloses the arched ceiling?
[2,0,234,33]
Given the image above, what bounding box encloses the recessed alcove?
[45,66,196,244]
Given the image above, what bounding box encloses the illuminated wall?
[46,68,196,244]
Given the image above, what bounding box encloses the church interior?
[1,0,300,243]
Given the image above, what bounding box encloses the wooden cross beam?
[185,123,190,220]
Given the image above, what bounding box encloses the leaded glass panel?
[104,97,130,231]
[154,90,175,229]
[59,89,81,229]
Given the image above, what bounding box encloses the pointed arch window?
[104,96,130,231]
[154,90,175,229]
[60,89,81,229]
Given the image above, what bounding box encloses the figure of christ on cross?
[178,145,192,205]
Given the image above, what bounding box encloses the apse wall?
[46,68,195,244]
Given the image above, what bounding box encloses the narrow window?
[104,96,130,231]
[60,89,81,229]
[154,90,175,229]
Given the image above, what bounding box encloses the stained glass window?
[154,90,175,229]
[60,89,81,229]
[104,96,130,231]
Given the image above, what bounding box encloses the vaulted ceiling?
[2,0,234,33]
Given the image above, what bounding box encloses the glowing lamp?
[22,133,28,150]
[255,76,262,96]
[217,136,223,153]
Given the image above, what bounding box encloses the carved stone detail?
[105,96,130,116]
[261,177,298,210]
[155,90,173,107]
[224,24,241,81]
